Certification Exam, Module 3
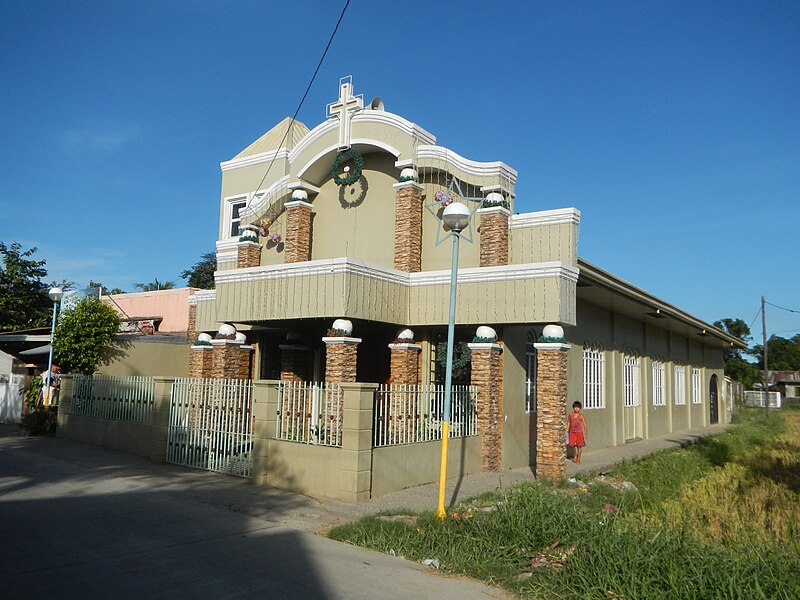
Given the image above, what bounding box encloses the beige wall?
[371,438,482,497]
[500,326,535,470]
[310,153,399,270]
[98,339,189,377]
[542,298,728,454]
[510,221,578,266]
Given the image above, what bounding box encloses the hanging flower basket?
[434,190,453,207]
[331,148,363,186]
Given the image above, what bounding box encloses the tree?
[54,297,120,375]
[134,278,176,291]
[50,278,77,291]
[180,252,216,289]
[713,318,752,362]
[88,280,125,295]
[0,242,51,331]
[753,334,800,372]
[714,316,761,389]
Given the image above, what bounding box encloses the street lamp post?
[437,202,470,518]
[44,287,63,407]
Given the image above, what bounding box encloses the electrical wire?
[765,300,800,314]
[248,0,352,206]
[748,307,762,332]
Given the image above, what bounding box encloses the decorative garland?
[331,148,363,186]
[193,339,212,346]
[436,341,472,370]
[471,336,498,344]
[326,328,351,337]
[398,175,418,183]
[537,336,567,343]
[482,198,510,210]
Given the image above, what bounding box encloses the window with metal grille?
[583,349,605,409]
[692,368,702,404]
[674,365,686,405]
[652,361,666,406]
[623,355,640,407]
[525,331,538,413]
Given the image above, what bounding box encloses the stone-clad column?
[534,341,570,480]
[387,331,422,443]
[279,344,308,382]
[189,345,213,378]
[285,200,314,263]
[393,173,424,272]
[323,337,361,383]
[237,239,262,269]
[239,345,254,379]
[388,329,421,385]
[323,323,361,447]
[478,202,510,267]
[469,329,504,472]
[211,340,244,379]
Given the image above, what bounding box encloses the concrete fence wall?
[56,376,481,502]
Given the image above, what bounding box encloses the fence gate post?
[150,377,175,464]
[339,383,378,502]
[251,380,279,486]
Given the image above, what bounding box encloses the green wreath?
[331,148,364,186]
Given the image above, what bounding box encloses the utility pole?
[762,295,769,416]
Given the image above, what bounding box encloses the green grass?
[329,409,800,599]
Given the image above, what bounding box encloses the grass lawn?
[329,408,800,599]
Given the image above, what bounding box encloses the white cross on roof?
[326,76,363,151]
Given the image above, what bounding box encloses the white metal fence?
[276,381,342,447]
[744,391,782,409]
[0,374,25,424]
[71,375,155,422]
[373,384,478,447]
[167,378,253,477]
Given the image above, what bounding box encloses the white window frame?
[224,195,247,239]
[525,331,538,413]
[623,355,640,407]
[674,365,686,406]
[692,368,703,405]
[583,348,605,409]
[652,361,666,406]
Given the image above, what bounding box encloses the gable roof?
[232,117,310,160]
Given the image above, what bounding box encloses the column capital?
[468,342,503,352]
[388,342,421,351]
[322,336,362,345]
[392,181,425,192]
[285,200,314,211]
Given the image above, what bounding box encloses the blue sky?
[1,0,798,342]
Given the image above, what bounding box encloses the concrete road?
[0,426,509,600]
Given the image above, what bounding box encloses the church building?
[190,77,741,479]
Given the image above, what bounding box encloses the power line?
[765,300,800,314]
[248,0,352,206]
[748,306,762,331]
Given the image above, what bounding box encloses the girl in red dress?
[567,401,588,463]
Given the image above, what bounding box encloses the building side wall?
[97,340,189,377]
[564,298,727,454]
[104,289,195,333]
[500,326,535,469]
[509,222,578,266]
[309,154,399,270]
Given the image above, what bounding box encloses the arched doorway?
[709,374,719,424]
